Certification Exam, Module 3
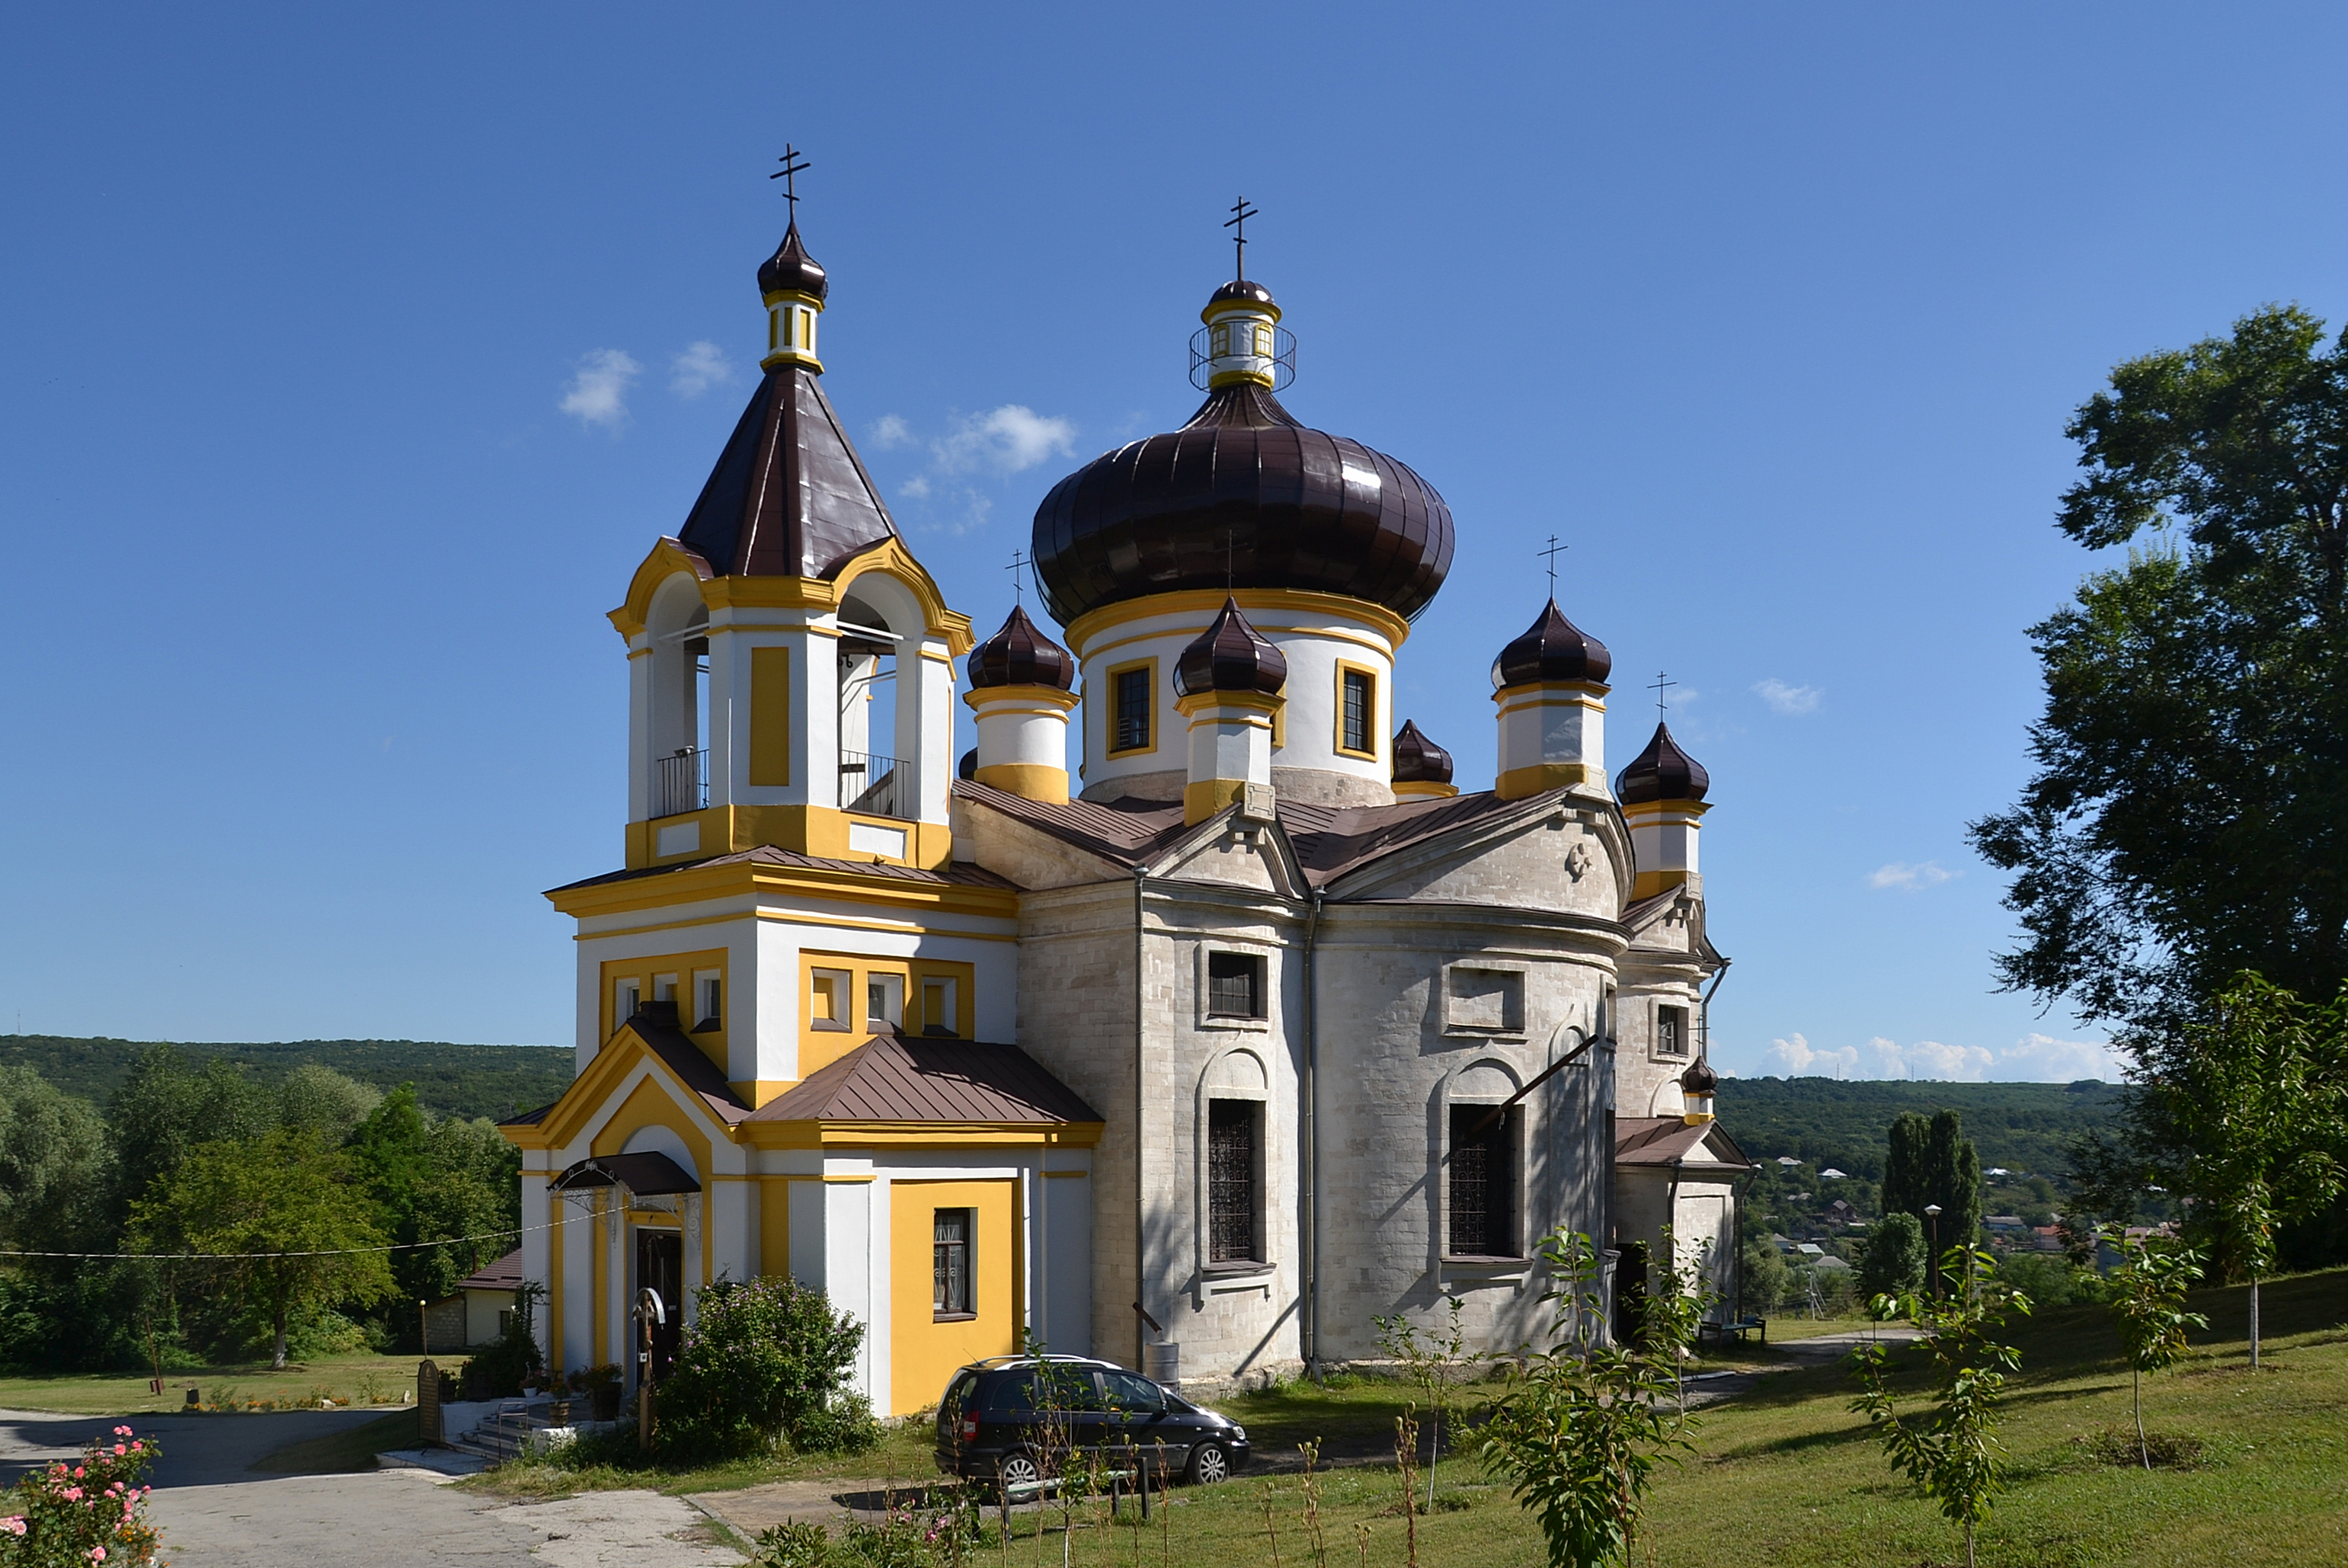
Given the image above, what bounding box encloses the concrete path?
[0,1409,743,1567]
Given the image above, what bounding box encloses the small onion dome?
[1203,279,1279,317]
[1491,600,1613,689]
[1616,722,1710,805]
[1391,720,1454,786]
[1175,597,1288,697]
[958,747,977,781]
[968,605,1074,690]
[757,220,828,300]
[1679,1058,1719,1096]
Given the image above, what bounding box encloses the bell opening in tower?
[647,589,712,821]
[838,594,907,820]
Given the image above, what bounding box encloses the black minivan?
[934,1355,1249,1490]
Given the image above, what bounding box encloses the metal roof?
[552,1150,702,1197]
[750,1030,1100,1126]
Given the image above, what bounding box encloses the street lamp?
[1924,1205,1943,1300]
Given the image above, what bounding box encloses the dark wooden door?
[636,1229,683,1380]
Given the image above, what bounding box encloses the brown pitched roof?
[457,1248,525,1291]
[621,1005,751,1125]
[549,844,1022,896]
[750,1032,1101,1125]
[953,779,1555,888]
[1615,1115,1754,1170]
[675,364,899,581]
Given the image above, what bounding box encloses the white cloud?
[559,348,641,429]
[1770,1032,1860,1077]
[1997,1032,2123,1083]
[934,405,1076,475]
[1869,860,1957,891]
[898,474,931,500]
[1754,677,1822,716]
[1871,1036,1992,1081]
[870,414,914,450]
[669,341,732,398]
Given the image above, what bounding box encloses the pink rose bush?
[0,1429,160,1567]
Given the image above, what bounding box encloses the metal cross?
[1224,197,1259,278]
[1539,535,1567,590]
[1006,549,1028,605]
[1649,670,1678,719]
[769,144,812,214]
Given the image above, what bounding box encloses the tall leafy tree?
[1881,1112,1933,1220]
[1881,1110,1982,1292]
[1972,305,2348,1039]
[129,1130,394,1368]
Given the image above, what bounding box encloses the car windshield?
[1100,1371,1164,1413]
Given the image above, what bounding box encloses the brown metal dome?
[757,221,827,300]
[968,606,1074,691]
[1030,379,1454,626]
[1491,600,1613,689]
[1206,279,1278,312]
[1175,597,1288,697]
[1617,722,1710,805]
[1679,1058,1719,1096]
[1391,720,1454,786]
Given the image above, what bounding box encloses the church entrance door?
[636,1228,683,1382]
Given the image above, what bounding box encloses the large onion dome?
[1616,722,1710,805]
[1029,282,1454,626]
[1175,597,1288,696]
[757,220,827,299]
[1391,720,1454,786]
[1491,600,1613,688]
[968,605,1074,690]
[1679,1058,1719,1096]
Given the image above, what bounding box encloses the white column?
[904,637,956,826]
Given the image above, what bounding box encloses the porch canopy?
[551,1150,702,1201]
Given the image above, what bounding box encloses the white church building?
[501,206,1751,1415]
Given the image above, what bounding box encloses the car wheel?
[997,1452,1042,1498]
[1186,1442,1230,1486]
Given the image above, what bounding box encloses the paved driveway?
[0,1409,742,1567]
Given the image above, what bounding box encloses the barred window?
[933,1208,973,1317]
[1341,669,1374,754]
[1207,952,1265,1019]
[1448,1103,1518,1258]
[1114,667,1150,752]
[1208,1100,1260,1264]
[1657,1005,1688,1058]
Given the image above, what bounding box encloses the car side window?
[989,1371,1037,1413]
[1101,1371,1165,1413]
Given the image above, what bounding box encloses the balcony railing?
[653,747,708,818]
[840,750,910,820]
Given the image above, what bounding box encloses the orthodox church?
[501,207,1751,1416]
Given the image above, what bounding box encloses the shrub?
[1857,1211,1927,1301]
[461,1282,545,1399]
[0,1425,163,1567]
[655,1276,872,1461]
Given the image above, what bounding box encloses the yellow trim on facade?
[559,843,1016,923]
[971,763,1070,803]
[620,804,958,872]
[1620,799,1712,823]
[576,907,1019,946]
[1183,778,1249,824]
[1172,690,1281,721]
[889,1177,1019,1417]
[1632,869,1694,901]
[546,1201,565,1371]
[1332,659,1381,761]
[1491,679,1610,705]
[598,947,729,1066]
[798,951,974,1080]
[1199,297,1283,325]
[831,540,977,656]
[1065,587,1409,658]
[1392,779,1460,799]
[749,645,792,786]
[1495,762,1601,801]
[962,683,1081,715]
[610,539,717,640]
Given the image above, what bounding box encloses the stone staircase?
[445,1399,616,1462]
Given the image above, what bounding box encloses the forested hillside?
[0,1034,572,1121]
[1717,1076,2122,1180]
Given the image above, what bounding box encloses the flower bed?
[0,1427,162,1567]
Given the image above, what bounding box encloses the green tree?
[1881,1112,1932,1221]
[103,1048,271,1227]
[1971,304,2348,1042]
[2104,1228,2208,1468]
[1857,1211,1926,1301]
[1926,1112,1985,1291]
[2132,974,2343,1368]
[0,1065,107,1253]
[129,1130,394,1368]
[1478,1230,1695,1568]
[1849,1246,2032,1568]
[277,1063,380,1142]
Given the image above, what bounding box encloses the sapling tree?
[1641,1229,1719,1417]
[1478,1229,1696,1568]
[2104,1227,2208,1467]
[1374,1292,1466,1509]
[1847,1244,2031,1568]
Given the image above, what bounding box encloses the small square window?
[1657,1005,1689,1058]
[810,968,852,1031]
[867,972,905,1031]
[1341,669,1375,755]
[1113,666,1151,754]
[933,1208,974,1318]
[693,972,723,1032]
[1207,952,1265,1019]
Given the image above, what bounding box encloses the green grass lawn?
[0,1354,421,1415]
[476,1267,2347,1566]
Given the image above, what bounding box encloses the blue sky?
[4,5,2341,1080]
